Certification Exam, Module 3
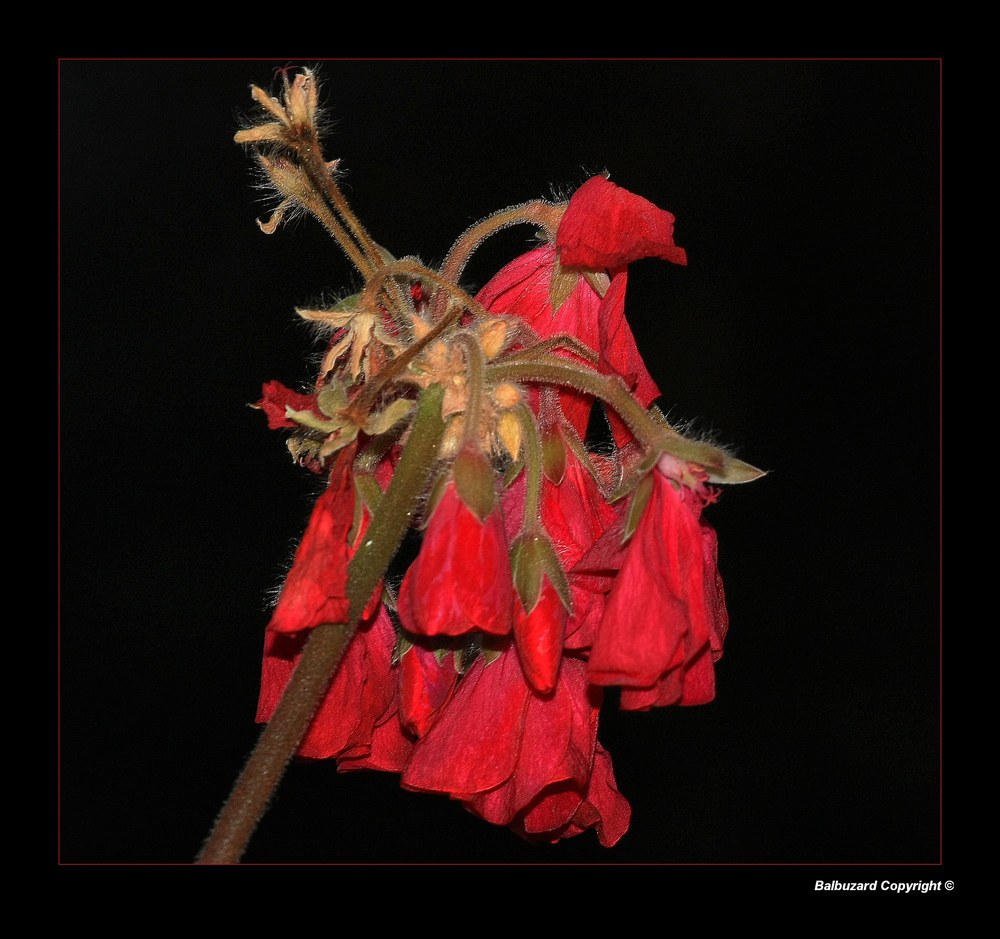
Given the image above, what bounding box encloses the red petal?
[401,647,529,794]
[267,444,355,634]
[400,643,458,738]
[588,472,712,691]
[597,272,660,446]
[397,484,514,637]
[556,175,688,270]
[256,380,322,430]
[464,657,598,826]
[257,607,398,760]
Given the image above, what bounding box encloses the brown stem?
[298,141,412,323]
[195,621,357,864]
[429,202,564,322]
[196,386,446,864]
[438,201,563,289]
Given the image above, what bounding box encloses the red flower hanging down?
[402,644,630,846]
[587,457,729,709]
[243,154,750,851]
[478,175,687,445]
[258,605,411,769]
[397,481,514,637]
[555,174,688,270]
[266,443,356,635]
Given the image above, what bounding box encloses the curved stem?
[453,333,485,446]
[346,260,496,421]
[438,201,563,294]
[196,386,446,864]
[513,404,543,527]
[488,359,731,473]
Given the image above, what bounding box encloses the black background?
[60,60,940,868]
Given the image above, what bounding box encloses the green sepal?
[353,472,384,516]
[511,531,572,613]
[317,378,348,418]
[533,534,572,611]
[454,634,482,675]
[317,424,359,460]
[394,632,413,667]
[284,405,344,433]
[480,635,505,668]
[511,535,542,612]
[422,468,451,529]
[548,260,579,313]
[541,423,567,485]
[452,444,496,522]
[362,398,415,436]
[502,459,525,490]
[622,472,655,545]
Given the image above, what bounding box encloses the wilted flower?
[200,71,761,864]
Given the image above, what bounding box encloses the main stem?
[196,386,445,864]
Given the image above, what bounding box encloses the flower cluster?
[239,70,760,849]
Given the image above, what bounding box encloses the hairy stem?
[514,404,543,527]
[196,386,445,864]
[453,333,485,445]
[438,201,563,292]
[488,359,731,473]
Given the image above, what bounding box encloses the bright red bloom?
[477,174,685,443]
[257,606,410,767]
[588,467,727,709]
[511,743,630,847]
[397,482,514,637]
[401,645,629,845]
[556,175,688,270]
[267,444,356,634]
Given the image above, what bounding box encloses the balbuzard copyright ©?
[815,881,953,893]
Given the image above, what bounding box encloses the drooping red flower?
[477,175,685,443]
[511,743,630,847]
[257,605,410,767]
[397,481,514,637]
[587,466,727,709]
[267,443,356,634]
[556,174,688,270]
[401,644,628,845]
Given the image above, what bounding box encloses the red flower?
[556,174,688,270]
[587,466,727,709]
[401,645,629,845]
[510,743,630,847]
[267,444,356,635]
[477,176,684,442]
[257,606,411,767]
[397,482,514,637]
